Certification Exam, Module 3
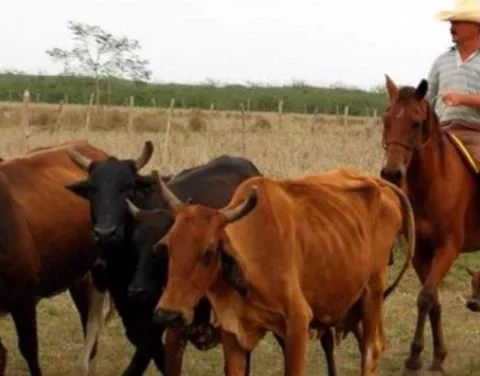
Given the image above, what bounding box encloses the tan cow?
[127,167,415,376]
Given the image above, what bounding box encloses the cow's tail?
[382,181,416,299]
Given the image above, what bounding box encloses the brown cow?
[0,140,118,376]
[127,167,415,376]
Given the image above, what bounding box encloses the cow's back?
[0,140,108,301]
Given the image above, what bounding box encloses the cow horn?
[125,198,141,219]
[152,170,183,209]
[68,148,92,170]
[220,186,258,224]
[135,141,154,170]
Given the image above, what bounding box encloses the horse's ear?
[385,74,398,102]
[415,79,428,101]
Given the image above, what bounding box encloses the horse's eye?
[412,121,422,129]
[201,248,215,266]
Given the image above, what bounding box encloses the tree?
[46,20,152,105]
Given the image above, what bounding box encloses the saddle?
[443,122,480,174]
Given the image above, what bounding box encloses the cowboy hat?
[437,0,480,23]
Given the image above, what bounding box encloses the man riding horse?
[426,0,480,164]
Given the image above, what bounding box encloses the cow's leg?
[0,337,6,376]
[121,324,166,376]
[70,286,108,376]
[68,273,99,357]
[147,326,167,374]
[360,275,384,376]
[164,328,187,376]
[121,348,152,376]
[11,298,42,376]
[221,330,248,376]
[320,328,338,376]
[353,323,364,353]
[284,311,310,376]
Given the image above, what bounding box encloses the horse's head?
[380,75,436,187]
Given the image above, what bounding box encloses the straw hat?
[437,0,480,23]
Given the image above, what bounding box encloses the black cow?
[65,141,264,375]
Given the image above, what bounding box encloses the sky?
[0,0,457,90]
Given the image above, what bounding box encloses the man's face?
[450,20,480,44]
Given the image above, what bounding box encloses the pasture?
[0,102,480,375]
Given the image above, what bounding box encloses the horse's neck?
[406,133,449,201]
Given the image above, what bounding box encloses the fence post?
[21,89,30,152]
[127,96,135,132]
[278,100,284,128]
[163,98,175,166]
[343,106,349,126]
[85,93,95,137]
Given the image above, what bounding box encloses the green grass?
[0,73,387,116]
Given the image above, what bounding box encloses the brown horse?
[379,75,480,373]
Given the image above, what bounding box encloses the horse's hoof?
[428,363,446,375]
[401,369,423,376]
[405,356,423,371]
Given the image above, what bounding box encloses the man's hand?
[440,90,467,106]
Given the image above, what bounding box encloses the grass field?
[1,102,480,375]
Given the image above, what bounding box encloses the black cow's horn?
[68,148,92,170]
[125,198,140,219]
[135,141,154,170]
[220,186,258,223]
[152,170,183,209]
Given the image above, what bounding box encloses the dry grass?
[0,102,480,375]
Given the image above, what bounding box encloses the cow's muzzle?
[153,308,186,327]
[92,226,121,245]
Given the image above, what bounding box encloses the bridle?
[382,116,433,155]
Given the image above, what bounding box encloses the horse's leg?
[404,243,432,371]
[420,241,458,373]
[11,297,42,376]
[0,337,6,376]
[427,290,447,372]
[405,241,457,373]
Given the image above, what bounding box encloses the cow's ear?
[219,237,248,297]
[65,180,91,199]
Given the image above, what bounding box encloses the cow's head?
[464,267,480,312]
[126,171,257,327]
[127,208,171,301]
[65,141,154,248]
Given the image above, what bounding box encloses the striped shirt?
[426,46,480,127]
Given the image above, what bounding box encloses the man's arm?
[440,91,480,109]
[457,93,480,109]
